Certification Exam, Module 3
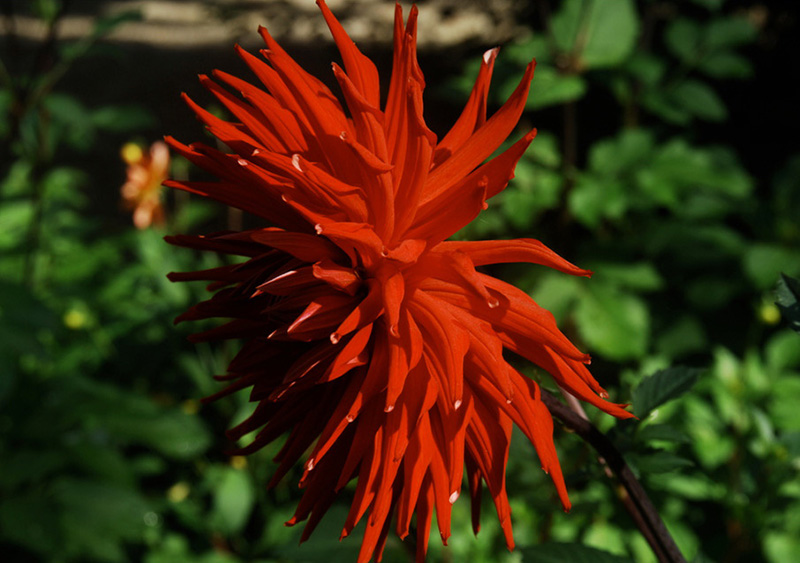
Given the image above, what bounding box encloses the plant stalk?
[541,388,687,563]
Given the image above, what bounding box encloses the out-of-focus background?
[1,0,799,561]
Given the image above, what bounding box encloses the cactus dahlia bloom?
[166,1,632,561]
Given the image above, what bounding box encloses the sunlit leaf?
[550,0,639,69]
[575,283,650,360]
[211,467,255,536]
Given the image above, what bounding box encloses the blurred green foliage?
[0,0,798,562]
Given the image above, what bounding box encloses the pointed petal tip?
[483,47,499,65]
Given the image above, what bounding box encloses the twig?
[541,388,687,563]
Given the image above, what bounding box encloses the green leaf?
[587,129,654,176]
[529,272,581,322]
[625,53,666,86]
[649,473,725,501]
[770,377,800,431]
[104,408,212,460]
[526,66,587,108]
[519,542,633,563]
[569,177,627,227]
[575,283,650,360]
[580,0,639,68]
[32,0,61,23]
[637,424,691,444]
[0,449,67,489]
[0,198,34,250]
[656,316,707,358]
[698,51,753,79]
[550,0,639,69]
[503,162,562,228]
[776,274,800,334]
[0,491,61,556]
[774,155,800,236]
[640,90,691,125]
[633,367,701,419]
[45,93,95,151]
[665,19,702,63]
[91,104,157,132]
[54,478,151,562]
[90,10,143,39]
[590,262,664,292]
[744,246,800,290]
[671,80,727,121]
[628,451,694,474]
[211,467,255,536]
[690,0,725,10]
[705,17,757,49]
[766,330,800,370]
[550,0,584,53]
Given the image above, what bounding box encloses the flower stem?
[540,389,687,563]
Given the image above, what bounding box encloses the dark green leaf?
[671,80,727,121]
[91,10,143,38]
[91,104,157,132]
[776,274,800,334]
[519,542,633,563]
[699,51,753,79]
[625,53,666,86]
[0,492,61,555]
[54,477,151,561]
[629,451,694,474]
[640,90,692,125]
[45,93,95,151]
[0,449,67,489]
[705,17,757,49]
[633,367,701,418]
[656,316,707,358]
[32,0,61,23]
[690,0,725,10]
[104,408,211,460]
[665,19,702,63]
[637,424,692,444]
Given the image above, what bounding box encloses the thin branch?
[541,389,687,563]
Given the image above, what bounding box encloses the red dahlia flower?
[166,2,633,561]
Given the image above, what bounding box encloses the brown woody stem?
[540,389,687,563]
